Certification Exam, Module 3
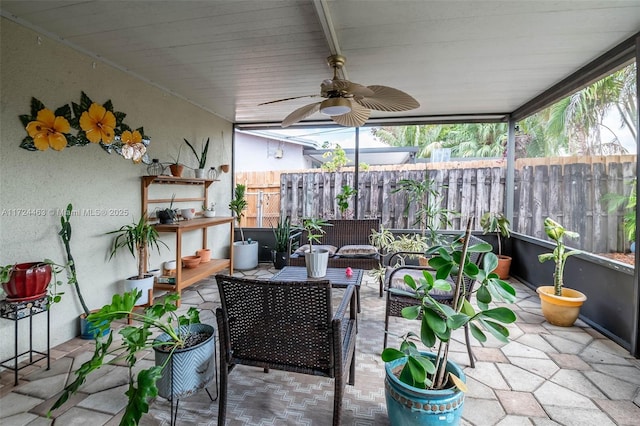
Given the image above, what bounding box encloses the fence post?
[257,190,264,228]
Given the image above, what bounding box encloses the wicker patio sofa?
[288,218,381,278]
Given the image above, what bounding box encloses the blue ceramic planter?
[385,352,466,425]
[79,314,109,340]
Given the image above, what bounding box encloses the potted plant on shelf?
[107,214,169,306]
[480,212,512,279]
[49,289,215,426]
[300,217,332,278]
[271,216,292,269]
[229,183,258,270]
[536,217,586,327]
[381,220,517,425]
[169,145,184,177]
[156,194,177,224]
[184,137,210,178]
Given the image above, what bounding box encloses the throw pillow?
[294,244,338,257]
[335,244,379,258]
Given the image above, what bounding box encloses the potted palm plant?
[229,183,258,270]
[107,214,168,305]
[49,289,215,426]
[183,137,210,178]
[300,217,331,278]
[480,212,512,279]
[381,220,517,425]
[536,217,586,326]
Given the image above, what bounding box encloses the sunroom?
[1,1,639,425]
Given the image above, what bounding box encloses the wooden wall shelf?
[141,176,233,303]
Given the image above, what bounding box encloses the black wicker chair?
[382,234,487,368]
[215,274,357,426]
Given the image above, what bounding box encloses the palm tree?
[544,64,636,155]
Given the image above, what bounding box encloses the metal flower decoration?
[19,92,151,164]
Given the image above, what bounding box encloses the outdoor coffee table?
[271,266,363,313]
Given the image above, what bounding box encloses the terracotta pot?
[2,262,52,302]
[169,164,184,177]
[494,255,512,279]
[220,164,230,173]
[182,255,201,269]
[536,285,587,327]
[196,248,211,263]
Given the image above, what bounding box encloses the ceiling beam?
[312,0,348,81]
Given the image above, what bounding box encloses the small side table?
[0,296,50,385]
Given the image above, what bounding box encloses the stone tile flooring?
[1,264,639,425]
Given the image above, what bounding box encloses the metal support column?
[505,117,516,225]
[631,33,640,358]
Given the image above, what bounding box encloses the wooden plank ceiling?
[1,0,639,126]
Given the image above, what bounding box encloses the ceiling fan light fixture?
[320,98,351,115]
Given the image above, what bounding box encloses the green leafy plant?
[336,185,357,217]
[603,178,636,242]
[170,145,183,165]
[538,217,581,296]
[321,144,351,172]
[107,214,169,279]
[184,137,210,169]
[58,203,90,315]
[229,184,248,242]
[49,289,202,425]
[480,212,511,256]
[300,217,332,253]
[381,221,517,391]
[272,216,292,252]
[394,177,455,244]
[368,226,429,283]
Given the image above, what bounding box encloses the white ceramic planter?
[124,275,154,305]
[233,240,259,270]
[305,249,329,278]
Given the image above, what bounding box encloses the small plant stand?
[165,334,219,426]
[0,295,50,385]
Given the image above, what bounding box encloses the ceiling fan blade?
[330,101,371,127]
[259,94,318,106]
[281,102,321,127]
[355,85,420,112]
[344,82,375,97]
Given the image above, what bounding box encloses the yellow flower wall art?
[79,103,116,144]
[19,92,151,164]
[25,108,71,151]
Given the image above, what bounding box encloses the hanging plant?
[19,91,151,164]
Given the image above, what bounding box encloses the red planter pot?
[2,262,52,302]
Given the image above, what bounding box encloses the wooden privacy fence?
[275,156,636,253]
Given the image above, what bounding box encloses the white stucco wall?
[0,18,233,361]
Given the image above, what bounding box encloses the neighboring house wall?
[0,18,233,361]
[235,132,311,171]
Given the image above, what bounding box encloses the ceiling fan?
[260,55,420,128]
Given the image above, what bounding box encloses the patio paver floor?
[1,264,639,425]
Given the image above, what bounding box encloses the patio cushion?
[335,244,379,258]
[294,244,338,257]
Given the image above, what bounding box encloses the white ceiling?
[2,0,639,126]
